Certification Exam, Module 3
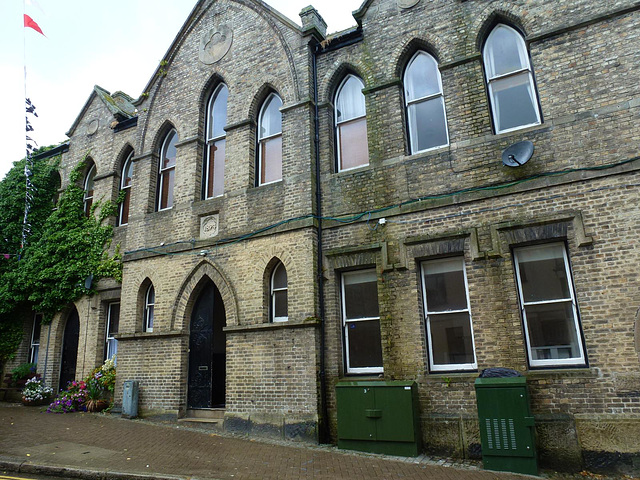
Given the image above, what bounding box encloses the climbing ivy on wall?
[0,151,122,368]
[0,149,60,368]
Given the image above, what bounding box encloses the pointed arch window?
[118,151,134,226]
[404,52,449,153]
[157,129,178,210]
[271,262,288,322]
[204,84,228,199]
[83,164,96,216]
[105,302,119,363]
[483,24,541,133]
[144,285,155,333]
[257,93,283,186]
[335,75,369,172]
[29,313,42,364]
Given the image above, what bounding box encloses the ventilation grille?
[485,418,517,450]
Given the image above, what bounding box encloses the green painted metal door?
[475,377,538,475]
[476,386,535,457]
[336,384,377,441]
[375,385,416,442]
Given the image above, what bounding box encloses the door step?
[178,408,225,425]
[178,417,223,424]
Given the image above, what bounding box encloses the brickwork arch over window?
[483,24,541,134]
[157,129,178,210]
[83,163,96,217]
[144,284,155,333]
[257,93,283,186]
[404,51,449,153]
[204,84,228,199]
[335,75,369,172]
[270,261,288,322]
[118,150,134,226]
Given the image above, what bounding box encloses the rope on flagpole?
[21,0,39,258]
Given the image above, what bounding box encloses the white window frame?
[421,257,477,372]
[483,24,541,134]
[105,302,119,364]
[270,262,288,323]
[144,285,155,333]
[204,83,228,199]
[341,269,383,375]
[404,51,450,154]
[117,151,134,226]
[514,242,586,368]
[257,93,283,186]
[335,75,369,172]
[29,313,42,364]
[157,129,177,211]
[83,164,96,216]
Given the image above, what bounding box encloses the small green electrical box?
[475,377,538,475]
[336,381,421,456]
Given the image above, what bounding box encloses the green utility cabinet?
[336,381,420,456]
[475,377,538,475]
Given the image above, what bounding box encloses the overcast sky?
[0,0,363,180]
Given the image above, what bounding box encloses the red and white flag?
[24,14,45,36]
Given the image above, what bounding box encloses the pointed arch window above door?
[204,84,228,199]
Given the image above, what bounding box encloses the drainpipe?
[311,39,329,444]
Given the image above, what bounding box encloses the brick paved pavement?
[0,403,533,480]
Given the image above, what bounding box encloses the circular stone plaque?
[86,119,99,136]
[398,0,420,8]
[199,25,233,65]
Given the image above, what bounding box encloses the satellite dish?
[502,140,534,167]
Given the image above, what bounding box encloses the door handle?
[365,409,382,418]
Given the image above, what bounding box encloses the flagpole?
[21,0,28,256]
[21,0,34,257]
[20,3,46,257]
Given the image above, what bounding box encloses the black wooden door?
[188,282,214,408]
[59,308,79,391]
[211,285,226,407]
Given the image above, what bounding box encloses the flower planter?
[86,399,110,412]
[21,396,49,406]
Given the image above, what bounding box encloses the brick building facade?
[7,0,640,474]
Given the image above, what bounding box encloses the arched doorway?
[188,278,226,408]
[59,307,80,391]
